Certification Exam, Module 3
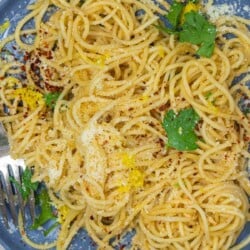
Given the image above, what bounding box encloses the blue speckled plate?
[0,0,249,249]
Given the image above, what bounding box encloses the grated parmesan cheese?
[81,124,106,184]
[81,123,103,145]
[205,3,236,21]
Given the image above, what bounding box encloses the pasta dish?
[0,0,249,249]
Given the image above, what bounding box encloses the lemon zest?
[93,54,110,68]
[118,153,144,193]
[118,184,131,193]
[121,153,136,169]
[128,169,144,188]
[207,101,219,114]
[58,205,69,223]
[181,3,200,24]
[0,20,10,34]
[12,88,45,110]
[157,45,165,57]
[118,169,144,193]
[5,77,20,88]
[140,95,149,102]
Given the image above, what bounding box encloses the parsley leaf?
[44,92,61,109]
[162,108,200,151]
[11,170,58,235]
[205,92,213,100]
[155,1,216,58]
[179,11,216,57]
[10,168,38,200]
[155,1,184,34]
[167,1,184,29]
[30,188,56,230]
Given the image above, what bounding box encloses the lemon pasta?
[0,0,249,249]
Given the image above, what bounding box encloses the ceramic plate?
[0,0,249,249]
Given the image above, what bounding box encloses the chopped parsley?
[10,168,38,200]
[205,92,213,100]
[162,108,200,151]
[167,1,184,30]
[11,169,58,235]
[155,0,216,58]
[31,188,57,231]
[44,92,61,109]
[179,11,216,58]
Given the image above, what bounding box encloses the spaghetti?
[0,0,249,249]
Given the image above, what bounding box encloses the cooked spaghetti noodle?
[0,0,249,249]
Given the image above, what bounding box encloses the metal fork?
[0,123,35,228]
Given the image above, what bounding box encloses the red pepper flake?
[159,103,168,111]
[20,65,26,71]
[46,51,52,59]
[44,81,63,92]
[243,136,250,141]
[23,52,31,62]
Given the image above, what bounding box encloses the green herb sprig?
[10,168,38,200]
[44,92,61,109]
[10,168,58,236]
[30,188,58,234]
[162,108,200,151]
[179,11,216,58]
[156,0,216,57]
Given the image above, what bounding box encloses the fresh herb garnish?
[205,92,213,100]
[179,11,216,58]
[162,108,200,151]
[11,168,58,235]
[31,188,56,230]
[10,168,38,200]
[44,92,61,109]
[167,1,184,30]
[155,1,216,58]
[44,221,60,236]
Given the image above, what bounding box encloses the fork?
[0,123,35,228]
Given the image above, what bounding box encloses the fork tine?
[6,164,18,226]
[18,165,35,224]
[0,171,9,228]
[28,190,36,222]
[15,165,26,224]
[1,124,35,226]
[0,156,36,228]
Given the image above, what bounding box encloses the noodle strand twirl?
[0,0,249,249]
